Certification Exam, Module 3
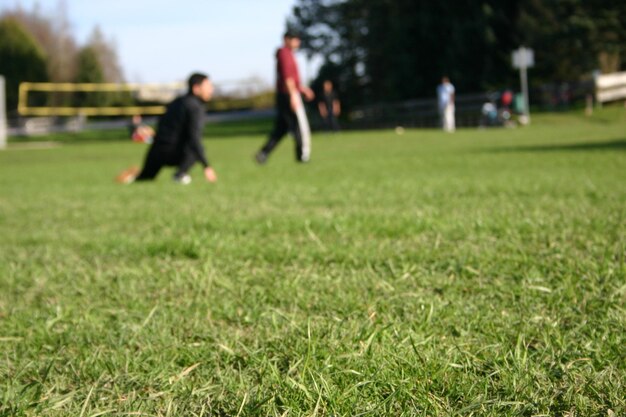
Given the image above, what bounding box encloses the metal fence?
[342,92,491,130]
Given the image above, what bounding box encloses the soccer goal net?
[18,81,185,117]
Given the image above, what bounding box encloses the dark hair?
[188,72,209,93]
[283,28,300,39]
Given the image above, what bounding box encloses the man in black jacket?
[118,73,217,184]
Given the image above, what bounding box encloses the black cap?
[284,28,301,39]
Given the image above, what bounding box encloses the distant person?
[128,114,155,144]
[481,101,498,127]
[318,80,341,131]
[501,89,513,111]
[116,73,217,184]
[437,76,455,132]
[255,29,315,164]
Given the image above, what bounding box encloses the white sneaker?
[173,174,192,185]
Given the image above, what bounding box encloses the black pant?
[136,144,197,181]
[323,113,340,132]
[259,93,305,161]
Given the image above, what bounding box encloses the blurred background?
[1,0,625,135]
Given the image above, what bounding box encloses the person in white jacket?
[437,76,456,132]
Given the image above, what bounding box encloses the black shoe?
[255,151,268,164]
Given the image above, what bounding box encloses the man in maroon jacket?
[256,29,315,164]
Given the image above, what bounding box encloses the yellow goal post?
[18,81,185,117]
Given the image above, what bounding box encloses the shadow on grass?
[484,138,626,153]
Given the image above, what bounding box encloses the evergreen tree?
[74,46,106,107]
[0,18,48,112]
[290,0,624,108]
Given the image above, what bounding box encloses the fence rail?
[346,92,491,129]
[596,72,626,104]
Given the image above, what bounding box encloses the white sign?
[512,47,535,69]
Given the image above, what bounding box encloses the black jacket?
[154,93,209,167]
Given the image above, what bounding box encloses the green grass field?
[1,109,625,416]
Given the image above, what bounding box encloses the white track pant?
[442,104,455,132]
[294,95,311,161]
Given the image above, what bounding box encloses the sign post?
[512,47,534,124]
[0,76,7,149]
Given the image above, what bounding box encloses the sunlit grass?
[1,108,624,416]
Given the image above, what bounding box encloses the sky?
[1,0,320,88]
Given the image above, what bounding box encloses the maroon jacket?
[276,46,301,94]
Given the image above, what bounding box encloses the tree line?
[2,1,623,114]
[0,4,124,112]
[289,0,626,109]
